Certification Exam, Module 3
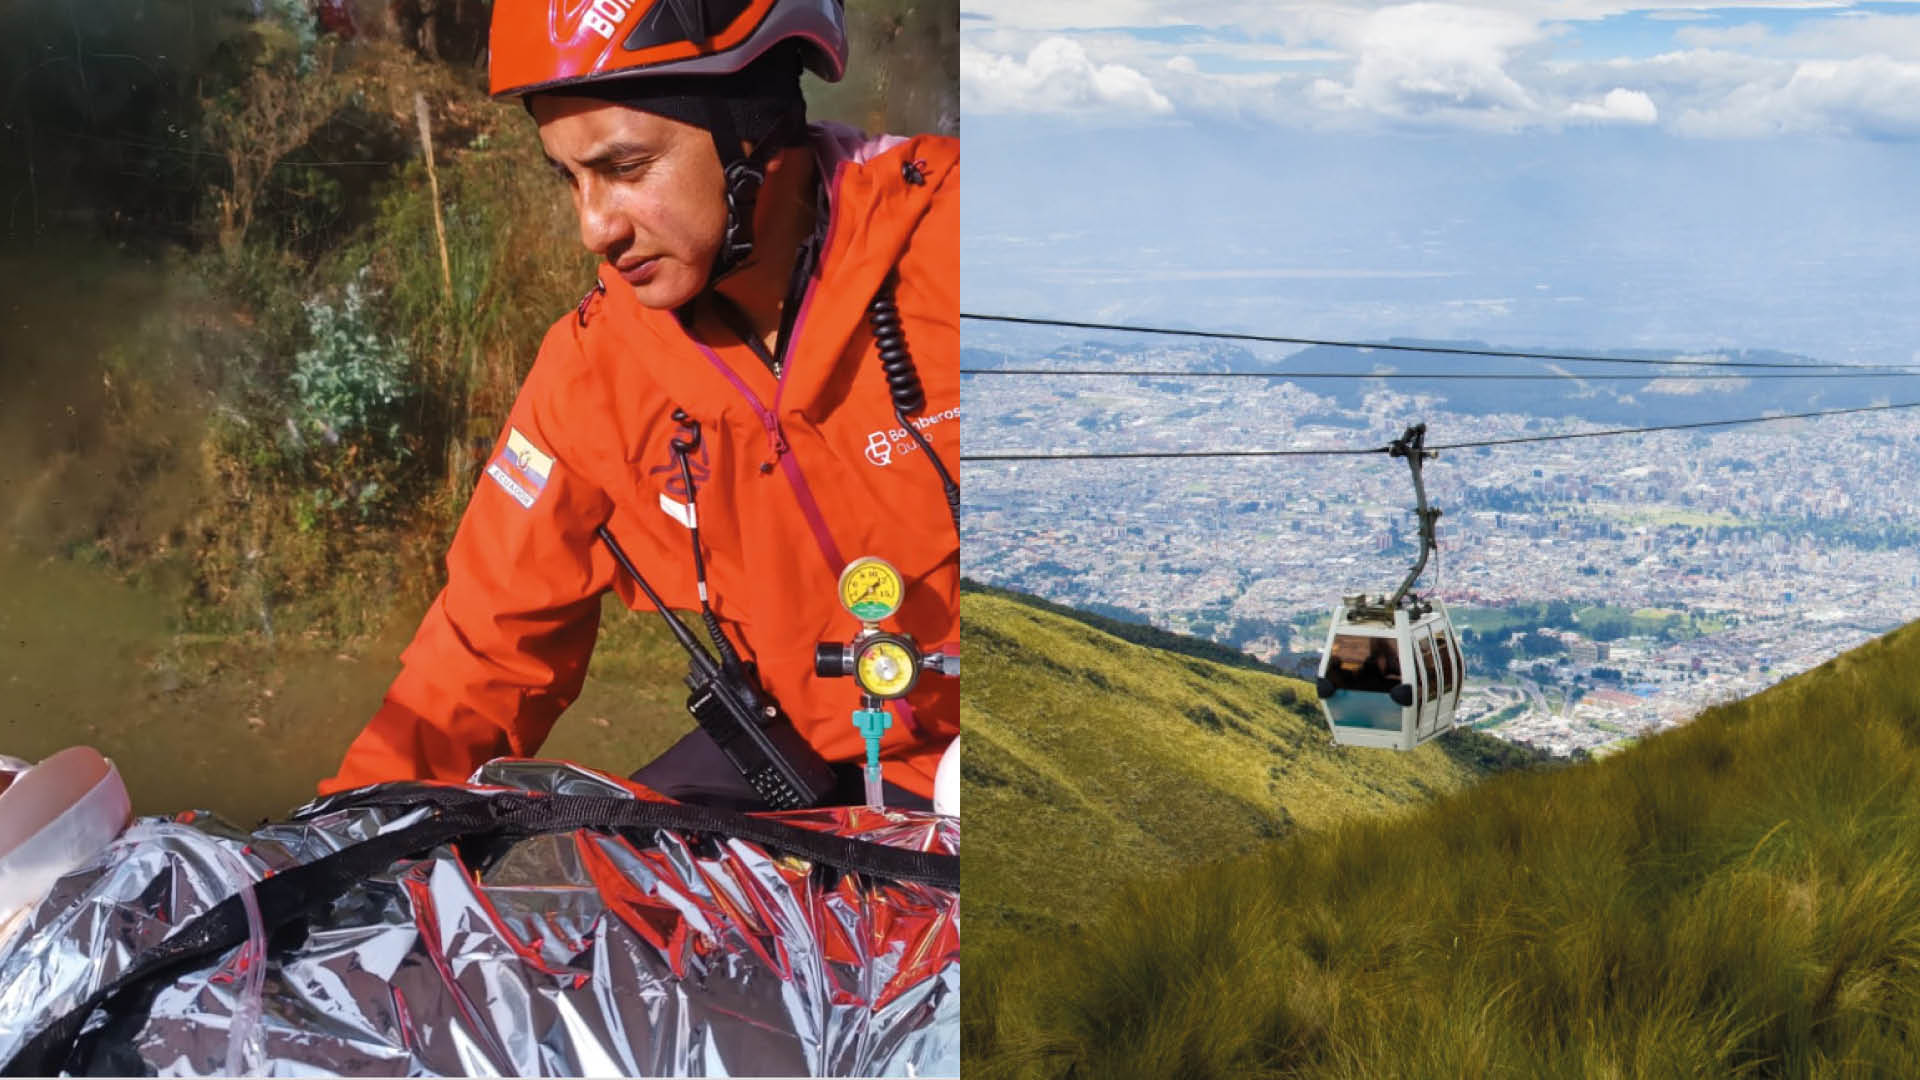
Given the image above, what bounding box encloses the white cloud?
[962,38,1175,115]
[1308,3,1547,126]
[960,1,1920,139]
[1596,47,1787,99]
[1764,13,1920,60]
[1567,87,1660,122]
[1671,54,1920,136]
[961,0,1868,38]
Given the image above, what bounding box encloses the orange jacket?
[320,126,958,799]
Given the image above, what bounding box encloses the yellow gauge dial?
[854,637,919,699]
[838,557,905,622]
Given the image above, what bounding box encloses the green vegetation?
[1454,602,1715,644]
[1454,601,1725,679]
[3,0,954,642]
[961,587,1544,965]
[1474,702,1529,730]
[0,1,953,813]
[968,610,1920,1078]
[1450,606,1538,637]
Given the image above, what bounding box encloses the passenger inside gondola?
[1327,635,1400,692]
[1361,638,1399,691]
[1324,634,1405,731]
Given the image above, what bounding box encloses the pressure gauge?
[854,635,920,699]
[838,557,905,622]
[819,555,936,703]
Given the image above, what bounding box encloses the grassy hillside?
[961,588,1541,960]
[967,613,1920,1078]
[961,579,1293,677]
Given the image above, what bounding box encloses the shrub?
[288,271,412,454]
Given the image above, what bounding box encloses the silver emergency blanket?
[0,760,959,1076]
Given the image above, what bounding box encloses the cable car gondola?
[1316,424,1465,750]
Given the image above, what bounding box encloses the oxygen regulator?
[815,556,959,810]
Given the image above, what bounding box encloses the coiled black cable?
[867,278,959,530]
[869,282,926,414]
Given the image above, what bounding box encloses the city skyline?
[963,335,1920,754]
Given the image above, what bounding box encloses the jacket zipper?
[692,149,846,571]
[685,153,923,737]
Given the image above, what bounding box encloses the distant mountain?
[964,336,1915,429]
[967,605,1920,1077]
[961,586,1543,961]
[960,345,1023,370]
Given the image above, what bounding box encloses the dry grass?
[967,617,1920,1078]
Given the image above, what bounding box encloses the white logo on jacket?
[864,407,959,468]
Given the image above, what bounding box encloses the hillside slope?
[968,612,1920,1078]
[962,587,1537,956]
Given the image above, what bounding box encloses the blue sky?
[961,0,1920,365]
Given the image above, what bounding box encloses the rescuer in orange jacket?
[318,0,958,807]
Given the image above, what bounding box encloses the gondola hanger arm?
[1386,424,1442,609]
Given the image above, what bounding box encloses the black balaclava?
[546,44,809,284]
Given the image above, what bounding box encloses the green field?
[1450,603,1723,647]
[968,605,1920,1077]
[1475,702,1529,729]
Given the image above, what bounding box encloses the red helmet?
[490,0,848,100]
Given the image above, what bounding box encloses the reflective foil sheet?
[0,760,959,1077]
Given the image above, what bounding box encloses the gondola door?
[1435,615,1464,734]
[1395,610,1420,750]
[1413,625,1442,744]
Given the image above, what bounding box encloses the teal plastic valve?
[852,707,893,809]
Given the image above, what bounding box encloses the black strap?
[705,106,806,283]
[4,789,957,1077]
[316,786,956,885]
[704,154,826,380]
[777,165,832,362]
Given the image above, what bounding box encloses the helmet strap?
[704,101,806,284]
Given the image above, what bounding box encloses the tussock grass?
[969,617,1920,1078]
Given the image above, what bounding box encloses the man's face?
[532,94,726,310]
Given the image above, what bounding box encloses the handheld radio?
[596,525,836,811]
